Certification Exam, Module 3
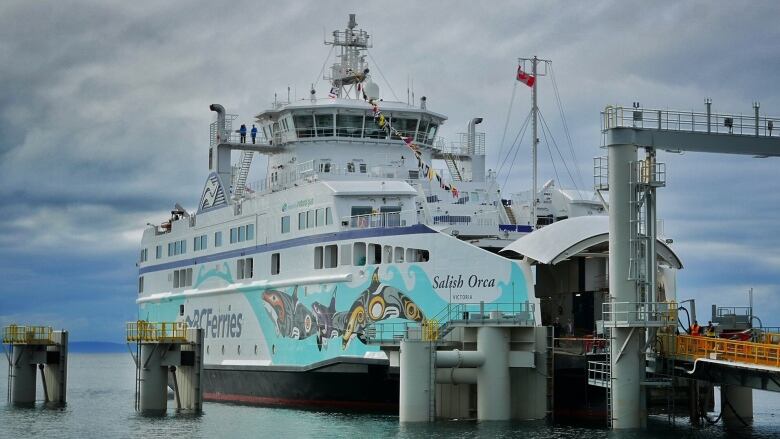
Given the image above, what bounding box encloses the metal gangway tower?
[599,101,780,429]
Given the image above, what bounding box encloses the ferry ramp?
[657,333,780,393]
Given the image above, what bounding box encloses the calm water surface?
[2,353,779,438]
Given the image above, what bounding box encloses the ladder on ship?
[232,150,254,198]
[133,340,141,411]
[428,339,436,422]
[546,326,555,421]
[444,153,463,182]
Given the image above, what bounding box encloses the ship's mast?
[324,14,372,99]
[531,56,538,229]
[519,56,550,229]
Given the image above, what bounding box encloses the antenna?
[324,15,372,99]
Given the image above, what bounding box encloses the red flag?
[516,66,535,87]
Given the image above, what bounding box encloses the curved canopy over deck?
[500,215,682,269]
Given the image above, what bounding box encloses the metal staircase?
[232,151,254,198]
[444,154,463,182]
[504,205,517,225]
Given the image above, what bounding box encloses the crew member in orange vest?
[691,321,701,336]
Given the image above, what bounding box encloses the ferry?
[136,14,610,410]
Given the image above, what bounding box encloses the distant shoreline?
[67,341,127,353]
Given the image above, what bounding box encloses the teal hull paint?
[139,260,529,367]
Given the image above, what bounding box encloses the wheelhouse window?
[416,119,430,143]
[426,123,439,143]
[281,215,291,234]
[315,113,333,137]
[337,114,364,138]
[215,231,222,247]
[391,117,419,140]
[293,115,315,138]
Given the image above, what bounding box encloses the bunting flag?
[366,97,460,198]
[328,87,338,98]
[516,65,535,88]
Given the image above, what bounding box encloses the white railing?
[241,160,411,198]
[587,360,611,388]
[340,210,419,230]
[602,301,677,327]
[602,105,780,137]
[431,211,499,227]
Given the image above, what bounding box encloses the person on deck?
[705,321,715,337]
[691,320,701,336]
[251,124,258,144]
[239,124,247,143]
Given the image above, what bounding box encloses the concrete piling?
[128,321,203,415]
[4,326,68,406]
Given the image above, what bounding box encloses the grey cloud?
[2,1,780,337]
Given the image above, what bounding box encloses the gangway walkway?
[661,334,780,370]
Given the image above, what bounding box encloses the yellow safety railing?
[422,319,439,342]
[662,334,780,368]
[126,320,188,342]
[2,325,53,344]
[757,331,780,345]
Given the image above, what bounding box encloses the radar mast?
[325,14,372,99]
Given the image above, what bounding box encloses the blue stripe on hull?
[139,224,437,275]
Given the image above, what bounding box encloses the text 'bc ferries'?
[136,15,619,409]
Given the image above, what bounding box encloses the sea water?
[2,353,780,438]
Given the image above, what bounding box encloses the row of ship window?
[139,206,337,264]
[281,207,333,234]
[289,114,439,144]
[315,242,430,269]
[140,223,254,262]
[139,242,430,293]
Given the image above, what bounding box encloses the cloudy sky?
[1,1,779,341]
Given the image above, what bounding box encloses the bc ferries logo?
[185,307,243,339]
[198,172,228,213]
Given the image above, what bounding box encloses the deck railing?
[602,301,677,327]
[602,105,780,137]
[660,334,780,368]
[2,325,53,344]
[364,302,535,344]
[340,210,418,230]
[126,321,188,343]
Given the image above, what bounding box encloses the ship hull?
[202,358,398,412]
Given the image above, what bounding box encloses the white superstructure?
[135,16,603,402]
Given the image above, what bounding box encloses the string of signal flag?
[339,64,535,198]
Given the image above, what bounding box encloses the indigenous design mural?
[261,268,425,350]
